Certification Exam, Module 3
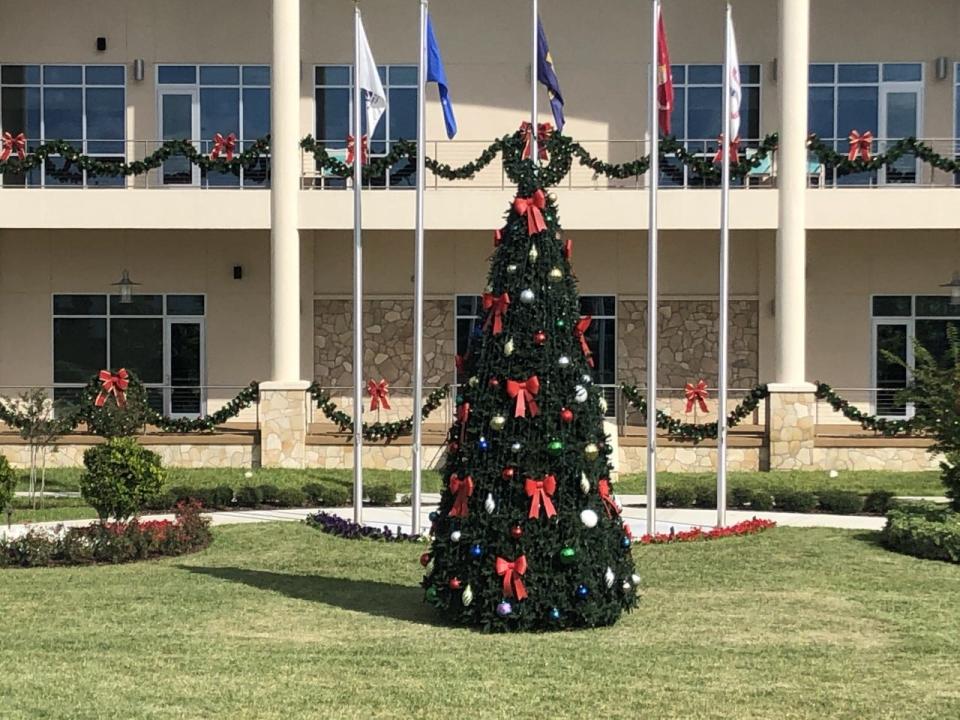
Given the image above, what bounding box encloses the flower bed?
[638,518,776,545]
[881,503,960,563]
[0,500,212,568]
[304,511,423,543]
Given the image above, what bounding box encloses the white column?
[270,0,301,382]
[774,0,809,386]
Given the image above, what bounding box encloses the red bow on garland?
[457,402,470,444]
[847,129,873,162]
[346,134,369,165]
[494,555,528,600]
[0,131,26,162]
[513,189,548,236]
[712,133,741,165]
[684,379,709,413]
[506,376,540,418]
[525,475,557,519]
[210,132,237,161]
[520,121,552,160]
[482,292,510,335]
[448,474,474,518]
[95,369,129,409]
[573,316,595,368]
[367,379,391,411]
[597,478,620,518]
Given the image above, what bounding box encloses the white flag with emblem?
[725,12,741,140]
[357,14,387,135]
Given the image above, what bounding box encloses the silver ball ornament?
[557,355,571,368]
[580,508,599,528]
[574,384,588,403]
[450,530,462,542]
[519,288,535,304]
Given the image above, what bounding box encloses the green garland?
[806,135,960,177]
[0,138,270,177]
[144,382,260,433]
[813,381,922,436]
[309,383,450,442]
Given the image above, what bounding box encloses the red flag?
[656,8,674,135]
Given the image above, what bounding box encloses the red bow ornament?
[525,474,557,519]
[573,316,595,368]
[513,189,548,236]
[210,132,237,161]
[597,478,621,517]
[713,134,741,165]
[95,369,130,409]
[482,292,510,336]
[520,121,552,160]
[493,229,504,247]
[455,353,467,374]
[684,379,709,414]
[367,379,391,411]
[457,402,470,444]
[346,134,369,165]
[562,237,573,261]
[506,376,540,418]
[494,555,528,600]
[1,132,26,162]
[448,474,474,518]
[847,130,873,162]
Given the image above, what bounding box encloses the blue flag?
[537,16,565,131]
[427,14,457,139]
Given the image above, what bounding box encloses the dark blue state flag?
[537,16,565,131]
[427,14,458,139]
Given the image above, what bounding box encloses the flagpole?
[646,0,660,534]
[411,0,428,536]
[531,0,539,160]
[717,2,732,527]
[352,1,365,524]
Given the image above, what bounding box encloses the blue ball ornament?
[472,324,484,338]
[477,436,490,451]
[496,601,513,617]
[621,536,632,549]
[549,607,562,621]
[575,583,590,600]
[469,543,483,559]
[428,511,439,522]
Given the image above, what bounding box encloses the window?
[454,294,616,417]
[871,295,959,417]
[0,64,125,187]
[662,63,761,186]
[809,63,922,185]
[156,65,270,187]
[53,294,206,417]
[314,65,417,188]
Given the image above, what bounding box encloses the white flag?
[725,11,741,140]
[357,14,387,136]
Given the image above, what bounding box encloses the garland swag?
[309,383,451,442]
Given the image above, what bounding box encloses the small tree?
[0,455,15,525]
[895,324,960,511]
[80,437,165,524]
[14,389,76,509]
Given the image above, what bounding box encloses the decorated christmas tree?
[422,134,638,631]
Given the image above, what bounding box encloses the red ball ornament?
[501,467,516,481]
[509,525,524,539]
[419,552,431,567]
[448,577,462,590]
[448,441,459,453]
[560,407,574,423]
[533,330,547,346]
[488,377,500,389]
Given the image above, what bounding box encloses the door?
[165,318,204,417]
[873,321,911,417]
[159,89,199,185]
[880,85,921,184]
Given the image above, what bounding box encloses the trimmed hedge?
[882,504,960,563]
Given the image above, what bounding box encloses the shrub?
[659,484,696,508]
[0,455,14,514]
[863,490,896,515]
[693,483,717,509]
[80,437,164,523]
[257,484,280,505]
[166,485,193,504]
[210,485,235,508]
[729,486,754,509]
[317,482,351,507]
[776,489,818,513]
[747,489,775,511]
[365,481,397,506]
[882,505,960,563]
[303,482,326,505]
[275,487,306,508]
[817,490,864,515]
[235,485,262,507]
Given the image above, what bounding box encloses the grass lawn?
[1,523,958,718]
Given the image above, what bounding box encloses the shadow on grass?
[180,565,446,627]
[851,530,886,549]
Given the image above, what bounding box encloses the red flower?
[638,518,775,545]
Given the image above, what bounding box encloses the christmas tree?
[422,133,638,631]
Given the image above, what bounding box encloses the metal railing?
[6,136,959,190]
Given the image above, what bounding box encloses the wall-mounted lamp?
[940,270,960,305]
[233,264,243,280]
[133,59,145,82]
[935,56,950,81]
[96,37,107,52]
[111,269,140,304]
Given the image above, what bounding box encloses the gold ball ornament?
[584,442,599,460]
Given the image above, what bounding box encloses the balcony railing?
[4,137,960,190]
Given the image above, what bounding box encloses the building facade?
[0,0,958,472]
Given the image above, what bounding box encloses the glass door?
[880,85,921,184]
[159,89,199,185]
[165,319,204,417]
[873,321,911,417]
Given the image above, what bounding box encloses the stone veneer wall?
[618,299,759,389]
[0,443,253,469]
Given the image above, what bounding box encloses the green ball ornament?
[547,439,564,453]
[556,318,566,329]
[425,586,438,603]
[456,395,464,404]
[560,547,576,564]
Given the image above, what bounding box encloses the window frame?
[0,63,127,188]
